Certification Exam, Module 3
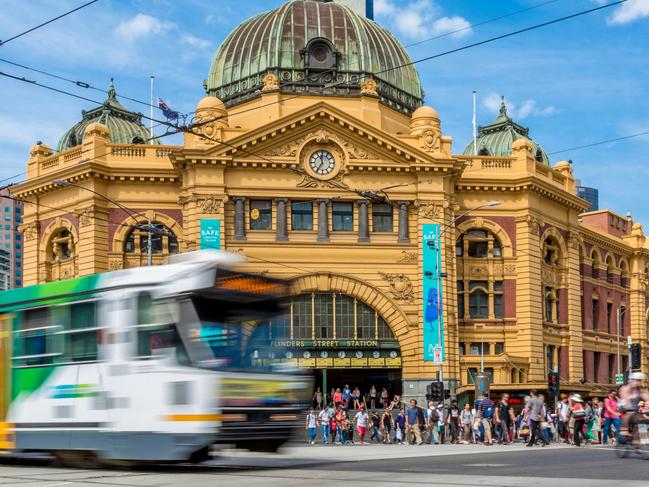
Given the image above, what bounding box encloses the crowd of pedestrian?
[305,386,628,447]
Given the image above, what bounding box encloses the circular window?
[312,44,329,62]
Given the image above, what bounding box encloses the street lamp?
[425,200,501,400]
[53,179,163,266]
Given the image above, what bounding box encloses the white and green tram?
[0,251,310,464]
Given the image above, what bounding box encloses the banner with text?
[422,223,444,362]
[200,219,221,250]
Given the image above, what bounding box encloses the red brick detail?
[107,208,183,242]
[504,279,516,319]
[558,288,568,324]
[559,346,569,379]
[583,350,595,382]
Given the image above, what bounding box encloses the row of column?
[232,197,411,243]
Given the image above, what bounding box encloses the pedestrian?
[477,392,495,445]
[306,408,318,445]
[406,399,423,445]
[446,401,460,444]
[388,394,401,411]
[591,397,602,444]
[427,401,441,445]
[460,403,474,443]
[556,394,570,442]
[525,390,549,447]
[330,409,338,444]
[352,387,361,410]
[370,385,377,410]
[569,394,586,446]
[381,387,389,409]
[313,387,323,410]
[370,409,381,443]
[343,384,351,408]
[333,387,343,406]
[335,405,347,444]
[495,393,514,445]
[381,409,393,443]
[354,405,369,444]
[395,408,406,444]
[346,415,355,444]
[318,404,332,444]
[602,390,622,445]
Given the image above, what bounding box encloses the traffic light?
[630,343,642,370]
[547,371,560,398]
[426,380,444,403]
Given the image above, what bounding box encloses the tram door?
[0,314,14,450]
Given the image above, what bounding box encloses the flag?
[158,97,179,121]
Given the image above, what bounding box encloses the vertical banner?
[422,223,444,362]
[200,219,221,250]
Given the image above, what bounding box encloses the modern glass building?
[0,188,24,288]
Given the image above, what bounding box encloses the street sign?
[615,374,624,385]
[433,345,442,365]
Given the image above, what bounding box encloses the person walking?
[381,387,389,409]
[342,384,351,408]
[381,409,393,443]
[370,385,377,410]
[446,402,461,444]
[370,410,381,443]
[352,387,361,410]
[495,393,514,444]
[313,387,323,410]
[602,390,622,445]
[318,404,332,444]
[306,408,318,445]
[333,388,343,406]
[427,401,441,445]
[395,408,406,444]
[335,405,347,445]
[526,390,549,447]
[556,394,570,442]
[406,399,423,445]
[354,405,369,444]
[569,394,586,447]
[477,392,495,445]
[590,397,602,444]
[460,403,474,443]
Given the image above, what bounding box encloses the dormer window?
[535,148,544,163]
[478,147,490,156]
[301,38,339,71]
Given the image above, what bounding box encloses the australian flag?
[158,98,179,121]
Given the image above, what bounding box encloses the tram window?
[15,308,54,366]
[68,302,97,362]
[137,324,189,365]
[137,293,153,324]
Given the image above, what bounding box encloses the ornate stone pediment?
[296,170,350,190]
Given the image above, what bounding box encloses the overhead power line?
[0,0,100,47]
[549,130,649,155]
[404,0,563,48]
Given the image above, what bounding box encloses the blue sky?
[1,0,648,226]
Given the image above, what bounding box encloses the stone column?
[397,201,410,243]
[275,198,288,241]
[357,200,369,242]
[317,199,329,242]
[233,197,246,240]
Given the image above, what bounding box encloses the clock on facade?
[355,351,363,359]
[309,150,335,175]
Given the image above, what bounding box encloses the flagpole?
[472,90,477,156]
[150,76,155,144]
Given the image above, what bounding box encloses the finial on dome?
[108,78,116,100]
[499,96,507,116]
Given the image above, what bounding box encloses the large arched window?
[591,250,600,279]
[124,223,179,255]
[457,228,504,320]
[268,292,395,341]
[542,236,563,324]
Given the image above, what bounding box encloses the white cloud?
[482,93,556,120]
[375,0,471,41]
[115,13,175,41]
[181,34,211,49]
[607,0,649,24]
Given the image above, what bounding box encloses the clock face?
[309,150,335,175]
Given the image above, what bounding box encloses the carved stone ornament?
[22,222,38,241]
[297,170,350,190]
[415,200,447,220]
[263,128,378,161]
[262,73,279,91]
[360,77,378,97]
[567,231,581,251]
[527,215,542,235]
[397,251,418,264]
[379,272,414,301]
[200,197,223,214]
[79,208,94,227]
[108,257,124,271]
[420,129,441,153]
[504,264,517,275]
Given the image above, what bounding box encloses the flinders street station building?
[13,0,649,402]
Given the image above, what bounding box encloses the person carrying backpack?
[477,392,495,445]
[427,401,441,444]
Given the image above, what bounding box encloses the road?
[0,444,646,487]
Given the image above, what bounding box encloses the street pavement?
[0,444,647,486]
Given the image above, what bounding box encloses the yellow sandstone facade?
[12,0,649,402]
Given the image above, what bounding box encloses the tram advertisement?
[422,223,444,362]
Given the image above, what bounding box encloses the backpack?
[430,409,440,423]
[483,404,495,419]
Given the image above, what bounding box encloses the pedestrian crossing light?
[426,380,444,403]
[547,371,559,398]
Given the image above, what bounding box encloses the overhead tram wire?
[0,0,100,47]
[548,129,649,155]
[404,0,563,48]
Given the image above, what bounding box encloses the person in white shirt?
[318,404,332,444]
[354,406,369,444]
[306,409,318,445]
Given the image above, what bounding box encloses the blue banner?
[200,219,221,250]
[422,223,444,362]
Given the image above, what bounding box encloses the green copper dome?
[57,80,158,152]
[206,0,424,114]
[463,97,550,165]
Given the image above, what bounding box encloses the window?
[546,345,555,373]
[5,233,10,240]
[314,293,333,339]
[545,287,554,323]
[15,270,21,277]
[3,207,8,212]
[15,279,21,286]
[459,343,466,355]
[67,302,97,362]
[16,262,21,267]
[4,216,9,221]
[594,352,601,383]
[469,288,489,319]
[14,217,21,223]
[336,294,354,339]
[270,315,291,339]
[291,201,313,231]
[15,234,21,241]
[356,301,374,339]
[250,200,272,230]
[332,202,353,231]
[49,229,73,262]
[15,208,20,214]
[591,251,600,279]
[15,252,21,258]
[457,281,464,319]
[592,298,599,328]
[372,204,393,232]
[124,224,179,255]
[15,243,21,250]
[494,281,504,319]
[495,342,504,355]
[292,295,312,339]
[14,308,54,366]
[3,225,9,230]
[470,342,489,356]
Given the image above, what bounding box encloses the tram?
[0,251,311,464]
